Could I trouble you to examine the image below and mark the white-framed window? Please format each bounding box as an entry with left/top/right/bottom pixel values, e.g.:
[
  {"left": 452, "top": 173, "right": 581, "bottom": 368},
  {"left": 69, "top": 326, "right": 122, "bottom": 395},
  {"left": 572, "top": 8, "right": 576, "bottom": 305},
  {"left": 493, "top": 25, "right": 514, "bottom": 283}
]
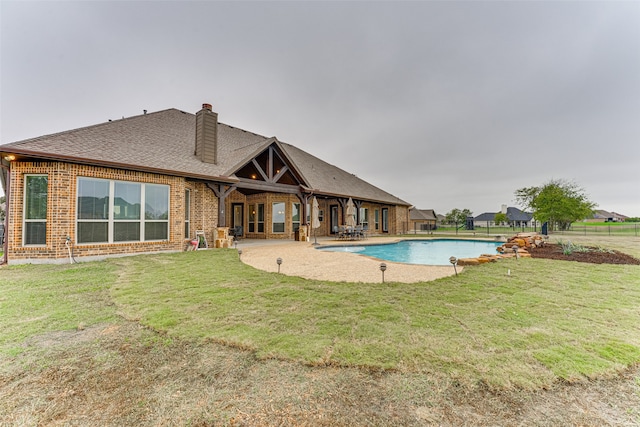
[
  {"left": 272, "top": 202, "right": 285, "bottom": 233},
  {"left": 257, "top": 203, "right": 265, "bottom": 233},
  {"left": 76, "top": 177, "right": 169, "bottom": 244},
  {"left": 23, "top": 174, "right": 48, "bottom": 245},
  {"left": 184, "top": 189, "right": 191, "bottom": 238},
  {"left": 292, "top": 202, "right": 301, "bottom": 231}
]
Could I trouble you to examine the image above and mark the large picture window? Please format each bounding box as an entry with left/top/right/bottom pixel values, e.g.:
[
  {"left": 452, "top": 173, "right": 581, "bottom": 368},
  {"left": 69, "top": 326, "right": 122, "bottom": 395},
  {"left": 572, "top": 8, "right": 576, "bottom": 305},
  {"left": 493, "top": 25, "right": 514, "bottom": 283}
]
[
  {"left": 144, "top": 184, "right": 169, "bottom": 240},
  {"left": 114, "top": 181, "right": 141, "bottom": 242},
  {"left": 23, "top": 175, "right": 48, "bottom": 245},
  {"left": 77, "top": 177, "right": 169, "bottom": 244}
]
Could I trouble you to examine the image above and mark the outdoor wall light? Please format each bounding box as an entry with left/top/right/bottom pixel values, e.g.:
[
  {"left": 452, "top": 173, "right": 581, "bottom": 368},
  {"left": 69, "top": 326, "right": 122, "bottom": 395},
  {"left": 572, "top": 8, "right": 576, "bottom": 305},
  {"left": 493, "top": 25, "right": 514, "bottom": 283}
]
[
  {"left": 379, "top": 262, "right": 387, "bottom": 283},
  {"left": 449, "top": 256, "right": 458, "bottom": 276},
  {"left": 277, "top": 257, "right": 283, "bottom": 273}
]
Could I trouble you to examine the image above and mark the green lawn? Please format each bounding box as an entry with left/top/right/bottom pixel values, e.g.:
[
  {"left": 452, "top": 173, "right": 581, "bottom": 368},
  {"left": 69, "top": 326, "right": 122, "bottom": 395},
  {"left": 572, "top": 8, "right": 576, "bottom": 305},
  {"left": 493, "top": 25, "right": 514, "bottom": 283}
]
[
  {"left": 0, "top": 262, "right": 119, "bottom": 356},
  {"left": 2, "top": 241, "right": 639, "bottom": 390}
]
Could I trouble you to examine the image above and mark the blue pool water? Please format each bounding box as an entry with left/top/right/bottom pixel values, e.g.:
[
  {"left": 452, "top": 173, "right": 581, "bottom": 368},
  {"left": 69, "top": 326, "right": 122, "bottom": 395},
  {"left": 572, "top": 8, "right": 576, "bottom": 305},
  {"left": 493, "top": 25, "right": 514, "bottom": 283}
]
[{"left": 318, "top": 239, "right": 502, "bottom": 266}]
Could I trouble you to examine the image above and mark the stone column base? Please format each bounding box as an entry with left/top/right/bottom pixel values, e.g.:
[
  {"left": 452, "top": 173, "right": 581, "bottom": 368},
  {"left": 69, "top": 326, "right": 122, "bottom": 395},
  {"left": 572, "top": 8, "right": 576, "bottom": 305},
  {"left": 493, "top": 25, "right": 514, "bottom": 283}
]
[{"left": 214, "top": 227, "right": 234, "bottom": 248}]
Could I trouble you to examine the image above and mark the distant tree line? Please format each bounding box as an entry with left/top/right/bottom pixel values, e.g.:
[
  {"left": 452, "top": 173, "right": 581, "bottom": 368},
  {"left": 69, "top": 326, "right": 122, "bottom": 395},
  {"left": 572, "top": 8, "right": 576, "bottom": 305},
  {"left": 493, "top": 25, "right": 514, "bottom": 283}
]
[{"left": 442, "top": 179, "right": 602, "bottom": 232}]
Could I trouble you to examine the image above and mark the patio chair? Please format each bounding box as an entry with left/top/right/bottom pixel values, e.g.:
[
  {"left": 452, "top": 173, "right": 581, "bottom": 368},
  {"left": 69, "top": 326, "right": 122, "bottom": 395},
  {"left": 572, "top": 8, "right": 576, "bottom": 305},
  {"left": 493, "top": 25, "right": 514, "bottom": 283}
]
[
  {"left": 191, "top": 230, "right": 207, "bottom": 250},
  {"left": 231, "top": 225, "right": 243, "bottom": 241},
  {"left": 345, "top": 226, "right": 355, "bottom": 240}
]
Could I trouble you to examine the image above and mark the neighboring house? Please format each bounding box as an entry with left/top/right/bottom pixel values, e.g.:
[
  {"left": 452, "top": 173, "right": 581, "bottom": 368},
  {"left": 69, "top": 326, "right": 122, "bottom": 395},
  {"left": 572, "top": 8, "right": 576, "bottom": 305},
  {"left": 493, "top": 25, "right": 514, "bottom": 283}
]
[
  {"left": 585, "top": 210, "right": 628, "bottom": 222},
  {"left": 408, "top": 208, "right": 438, "bottom": 231},
  {"left": 0, "top": 103, "right": 411, "bottom": 264},
  {"left": 474, "top": 205, "right": 535, "bottom": 227},
  {"left": 611, "top": 212, "right": 629, "bottom": 222}
]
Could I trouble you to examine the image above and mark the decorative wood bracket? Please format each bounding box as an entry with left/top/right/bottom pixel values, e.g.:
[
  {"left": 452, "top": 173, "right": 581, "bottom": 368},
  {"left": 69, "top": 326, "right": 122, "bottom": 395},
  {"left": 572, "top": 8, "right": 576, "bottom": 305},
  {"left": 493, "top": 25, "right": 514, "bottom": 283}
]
[{"left": 207, "top": 182, "right": 236, "bottom": 227}]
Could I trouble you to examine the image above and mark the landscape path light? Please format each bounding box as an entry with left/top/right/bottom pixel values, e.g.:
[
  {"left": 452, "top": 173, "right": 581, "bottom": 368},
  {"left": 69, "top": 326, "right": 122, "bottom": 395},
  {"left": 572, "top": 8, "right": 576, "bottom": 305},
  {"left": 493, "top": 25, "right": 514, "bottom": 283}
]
[
  {"left": 276, "top": 257, "right": 283, "bottom": 273},
  {"left": 238, "top": 249, "right": 242, "bottom": 259},
  {"left": 512, "top": 245, "right": 519, "bottom": 260},
  {"left": 379, "top": 262, "right": 387, "bottom": 283},
  {"left": 449, "top": 256, "right": 458, "bottom": 276}
]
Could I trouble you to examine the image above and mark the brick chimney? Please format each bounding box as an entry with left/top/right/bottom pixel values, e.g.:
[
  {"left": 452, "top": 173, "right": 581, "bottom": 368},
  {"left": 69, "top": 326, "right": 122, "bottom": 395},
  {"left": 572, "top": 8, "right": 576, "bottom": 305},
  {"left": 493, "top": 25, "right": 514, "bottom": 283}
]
[{"left": 195, "top": 103, "right": 218, "bottom": 164}]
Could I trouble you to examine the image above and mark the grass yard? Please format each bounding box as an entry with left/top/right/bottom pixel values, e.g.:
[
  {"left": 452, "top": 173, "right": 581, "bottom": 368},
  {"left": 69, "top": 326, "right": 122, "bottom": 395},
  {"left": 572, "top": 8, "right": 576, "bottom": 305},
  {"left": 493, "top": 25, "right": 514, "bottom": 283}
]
[
  {"left": 1, "top": 235, "right": 639, "bottom": 425},
  {"left": 110, "top": 248, "right": 640, "bottom": 390}
]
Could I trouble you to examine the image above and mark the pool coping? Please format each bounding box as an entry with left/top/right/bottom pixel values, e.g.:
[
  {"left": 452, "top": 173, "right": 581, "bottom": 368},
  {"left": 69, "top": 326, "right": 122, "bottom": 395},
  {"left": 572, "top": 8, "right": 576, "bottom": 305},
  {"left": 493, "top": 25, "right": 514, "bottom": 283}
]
[{"left": 315, "top": 237, "right": 507, "bottom": 268}]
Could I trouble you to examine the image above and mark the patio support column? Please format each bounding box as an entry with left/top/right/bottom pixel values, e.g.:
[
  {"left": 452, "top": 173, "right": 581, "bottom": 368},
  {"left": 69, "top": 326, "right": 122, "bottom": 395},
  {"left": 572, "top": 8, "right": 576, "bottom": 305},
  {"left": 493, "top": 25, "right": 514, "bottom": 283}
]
[
  {"left": 337, "top": 198, "right": 349, "bottom": 224},
  {"left": 297, "top": 192, "right": 311, "bottom": 225},
  {"left": 353, "top": 200, "right": 363, "bottom": 224},
  {"left": 207, "top": 182, "right": 236, "bottom": 227},
  {"left": 0, "top": 161, "right": 10, "bottom": 264}
]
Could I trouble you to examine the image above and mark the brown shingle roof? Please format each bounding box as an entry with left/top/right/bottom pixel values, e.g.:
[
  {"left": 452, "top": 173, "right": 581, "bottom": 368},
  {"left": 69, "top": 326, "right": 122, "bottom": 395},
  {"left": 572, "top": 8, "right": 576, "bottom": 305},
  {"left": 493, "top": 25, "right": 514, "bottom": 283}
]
[
  {"left": 409, "top": 208, "right": 437, "bottom": 221},
  {"left": 1, "top": 108, "right": 410, "bottom": 206}
]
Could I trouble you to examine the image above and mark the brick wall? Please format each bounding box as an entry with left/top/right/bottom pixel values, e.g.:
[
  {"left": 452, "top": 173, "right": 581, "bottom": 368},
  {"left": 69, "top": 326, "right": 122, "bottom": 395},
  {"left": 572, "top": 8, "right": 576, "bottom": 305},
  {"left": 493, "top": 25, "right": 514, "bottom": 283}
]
[
  {"left": 187, "top": 181, "right": 218, "bottom": 246},
  {"left": 7, "top": 161, "right": 212, "bottom": 263},
  {"left": 6, "top": 160, "right": 410, "bottom": 263}
]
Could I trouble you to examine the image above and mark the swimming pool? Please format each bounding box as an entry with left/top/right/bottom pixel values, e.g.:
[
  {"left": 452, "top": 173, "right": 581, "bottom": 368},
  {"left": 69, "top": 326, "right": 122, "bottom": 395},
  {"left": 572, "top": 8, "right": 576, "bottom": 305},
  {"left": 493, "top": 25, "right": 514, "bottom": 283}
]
[{"left": 318, "top": 239, "right": 502, "bottom": 266}]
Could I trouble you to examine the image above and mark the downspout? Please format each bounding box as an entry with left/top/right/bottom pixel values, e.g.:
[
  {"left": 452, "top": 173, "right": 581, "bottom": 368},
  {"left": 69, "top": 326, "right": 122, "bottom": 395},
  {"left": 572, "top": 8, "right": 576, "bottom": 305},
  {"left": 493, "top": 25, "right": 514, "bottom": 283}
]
[{"left": 0, "top": 160, "right": 11, "bottom": 265}]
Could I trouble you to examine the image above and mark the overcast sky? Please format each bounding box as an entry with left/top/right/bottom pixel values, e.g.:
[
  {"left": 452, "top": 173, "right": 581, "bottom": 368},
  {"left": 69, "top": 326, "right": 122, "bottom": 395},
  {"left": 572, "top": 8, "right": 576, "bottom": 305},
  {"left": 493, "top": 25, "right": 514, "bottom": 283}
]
[{"left": 2, "top": 1, "right": 639, "bottom": 217}]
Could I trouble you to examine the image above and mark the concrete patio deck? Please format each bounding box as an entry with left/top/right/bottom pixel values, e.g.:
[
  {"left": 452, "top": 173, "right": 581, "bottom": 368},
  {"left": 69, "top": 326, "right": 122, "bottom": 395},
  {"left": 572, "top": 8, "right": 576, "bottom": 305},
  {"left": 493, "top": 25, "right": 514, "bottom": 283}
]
[{"left": 235, "top": 237, "right": 460, "bottom": 283}]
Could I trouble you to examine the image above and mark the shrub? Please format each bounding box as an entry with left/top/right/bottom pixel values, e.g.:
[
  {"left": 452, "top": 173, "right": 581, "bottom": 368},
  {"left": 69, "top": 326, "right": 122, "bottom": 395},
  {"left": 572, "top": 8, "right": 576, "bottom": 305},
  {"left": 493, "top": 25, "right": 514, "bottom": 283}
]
[{"left": 557, "top": 240, "right": 589, "bottom": 255}]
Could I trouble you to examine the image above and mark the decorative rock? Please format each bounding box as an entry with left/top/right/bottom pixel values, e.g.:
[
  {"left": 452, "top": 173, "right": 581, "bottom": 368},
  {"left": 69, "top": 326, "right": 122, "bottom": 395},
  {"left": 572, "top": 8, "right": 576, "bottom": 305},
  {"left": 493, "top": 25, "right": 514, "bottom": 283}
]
[
  {"left": 512, "top": 238, "right": 526, "bottom": 247},
  {"left": 453, "top": 233, "right": 542, "bottom": 268}
]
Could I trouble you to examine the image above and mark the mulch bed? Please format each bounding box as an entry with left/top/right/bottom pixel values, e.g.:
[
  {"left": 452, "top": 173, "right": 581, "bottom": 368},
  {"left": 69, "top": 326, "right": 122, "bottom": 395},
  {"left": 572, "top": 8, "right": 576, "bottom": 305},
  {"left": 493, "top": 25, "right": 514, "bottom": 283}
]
[{"left": 528, "top": 243, "right": 640, "bottom": 265}]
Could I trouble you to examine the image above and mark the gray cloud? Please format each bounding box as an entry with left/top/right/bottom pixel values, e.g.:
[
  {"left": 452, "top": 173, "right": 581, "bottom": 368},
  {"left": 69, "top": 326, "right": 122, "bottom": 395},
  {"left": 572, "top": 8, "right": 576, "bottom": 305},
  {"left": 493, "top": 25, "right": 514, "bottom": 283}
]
[{"left": 2, "top": 0, "right": 638, "bottom": 216}]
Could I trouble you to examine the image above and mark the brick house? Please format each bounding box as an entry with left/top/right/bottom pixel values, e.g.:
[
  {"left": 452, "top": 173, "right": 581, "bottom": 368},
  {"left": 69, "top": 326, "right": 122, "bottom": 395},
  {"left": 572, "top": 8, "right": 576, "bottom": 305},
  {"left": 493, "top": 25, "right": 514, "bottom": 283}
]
[{"left": 0, "top": 104, "right": 411, "bottom": 264}]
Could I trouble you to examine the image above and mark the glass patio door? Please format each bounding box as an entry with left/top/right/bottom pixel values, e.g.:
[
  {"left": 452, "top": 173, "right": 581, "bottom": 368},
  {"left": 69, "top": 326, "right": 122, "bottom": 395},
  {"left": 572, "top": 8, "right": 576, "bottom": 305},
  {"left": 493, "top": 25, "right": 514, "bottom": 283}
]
[
  {"left": 232, "top": 203, "right": 244, "bottom": 236},
  {"left": 330, "top": 205, "right": 339, "bottom": 234}
]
